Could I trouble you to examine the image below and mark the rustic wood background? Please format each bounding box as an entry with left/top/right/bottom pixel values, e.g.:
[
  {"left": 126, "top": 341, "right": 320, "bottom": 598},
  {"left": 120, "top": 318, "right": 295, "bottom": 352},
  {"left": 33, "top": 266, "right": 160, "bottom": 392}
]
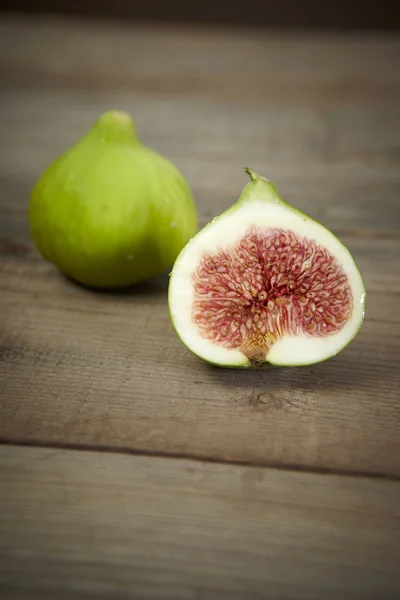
[{"left": 0, "top": 13, "right": 400, "bottom": 600}]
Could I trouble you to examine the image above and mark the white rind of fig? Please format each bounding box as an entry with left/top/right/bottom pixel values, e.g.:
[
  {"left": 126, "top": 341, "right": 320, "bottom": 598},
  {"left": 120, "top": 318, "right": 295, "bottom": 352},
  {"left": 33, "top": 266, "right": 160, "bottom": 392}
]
[{"left": 168, "top": 168, "right": 366, "bottom": 368}]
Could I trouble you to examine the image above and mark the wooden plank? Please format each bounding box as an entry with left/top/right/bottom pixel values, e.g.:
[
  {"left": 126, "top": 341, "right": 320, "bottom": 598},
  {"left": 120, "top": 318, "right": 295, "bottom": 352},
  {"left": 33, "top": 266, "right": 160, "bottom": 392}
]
[
  {"left": 0, "top": 445, "right": 399, "bottom": 600},
  {"left": 1, "top": 252, "right": 400, "bottom": 477},
  {"left": 0, "top": 16, "right": 399, "bottom": 102}
]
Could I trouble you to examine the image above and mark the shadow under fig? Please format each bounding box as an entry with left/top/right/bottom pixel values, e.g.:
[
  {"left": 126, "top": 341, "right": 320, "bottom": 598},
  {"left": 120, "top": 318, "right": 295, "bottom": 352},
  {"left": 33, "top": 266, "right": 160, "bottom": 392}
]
[
  {"left": 202, "top": 345, "right": 377, "bottom": 392},
  {"left": 61, "top": 269, "right": 170, "bottom": 297}
]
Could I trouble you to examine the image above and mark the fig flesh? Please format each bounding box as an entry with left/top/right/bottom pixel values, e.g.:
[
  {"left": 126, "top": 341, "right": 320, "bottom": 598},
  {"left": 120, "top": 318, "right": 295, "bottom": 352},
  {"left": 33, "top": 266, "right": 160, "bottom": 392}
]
[
  {"left": 28, "top": 110, "right": 198, "bottom": 288},
  {"left": 168, "top": 168, "right": 366, "bottom": 367}
]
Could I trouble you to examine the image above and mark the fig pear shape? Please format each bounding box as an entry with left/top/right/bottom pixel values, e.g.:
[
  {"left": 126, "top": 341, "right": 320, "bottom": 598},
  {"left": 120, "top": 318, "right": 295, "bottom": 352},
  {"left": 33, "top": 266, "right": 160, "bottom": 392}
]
[
  {"left": 168, "top": 168, "right": 366, "bottom": 367},
  {"left": 29, "top": 110, "right": 198, "bottom": 288}
]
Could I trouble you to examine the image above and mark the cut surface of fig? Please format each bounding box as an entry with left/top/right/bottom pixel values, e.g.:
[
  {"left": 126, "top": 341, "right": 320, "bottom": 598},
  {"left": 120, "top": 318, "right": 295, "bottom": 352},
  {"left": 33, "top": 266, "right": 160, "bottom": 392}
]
[{"left": 168, "top": 169, "right": 365, "bottom": 367}]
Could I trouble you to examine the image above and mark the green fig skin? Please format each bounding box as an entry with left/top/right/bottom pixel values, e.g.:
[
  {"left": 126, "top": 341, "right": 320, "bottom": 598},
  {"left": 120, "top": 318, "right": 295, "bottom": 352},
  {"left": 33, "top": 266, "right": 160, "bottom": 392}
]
[{"left": 28, "top": 110, "right": 198, "bottom": 288}]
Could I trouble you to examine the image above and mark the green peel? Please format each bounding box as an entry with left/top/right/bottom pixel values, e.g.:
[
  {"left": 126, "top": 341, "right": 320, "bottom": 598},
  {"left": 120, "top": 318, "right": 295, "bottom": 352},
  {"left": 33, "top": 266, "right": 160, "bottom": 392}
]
[{"left": 28, "top": 110, "right": 198, "bottom": 288}]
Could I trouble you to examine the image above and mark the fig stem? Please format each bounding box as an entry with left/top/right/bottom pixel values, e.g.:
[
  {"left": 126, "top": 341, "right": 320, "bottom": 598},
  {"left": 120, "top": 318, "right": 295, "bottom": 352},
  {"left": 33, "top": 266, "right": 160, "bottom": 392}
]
[
  {"left": 243, "top": 166, "right": 270, "bottom": 183},
  {"left": 243, "top": 166, "right": 256, "bottom": 181}
]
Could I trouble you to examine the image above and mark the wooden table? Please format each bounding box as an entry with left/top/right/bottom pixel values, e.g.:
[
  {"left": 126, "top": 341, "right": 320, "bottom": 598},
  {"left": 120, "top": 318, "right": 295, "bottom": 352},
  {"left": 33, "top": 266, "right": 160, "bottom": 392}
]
[{"left": 1, "top": 14, "right": 400, "bottom": 600}]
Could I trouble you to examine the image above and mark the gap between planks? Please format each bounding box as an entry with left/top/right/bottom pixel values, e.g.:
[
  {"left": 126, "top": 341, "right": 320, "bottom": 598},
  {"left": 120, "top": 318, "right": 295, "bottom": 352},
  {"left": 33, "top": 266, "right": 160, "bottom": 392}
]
[{"left": 1, "top": 438, "right": 399, "bottom": 484}]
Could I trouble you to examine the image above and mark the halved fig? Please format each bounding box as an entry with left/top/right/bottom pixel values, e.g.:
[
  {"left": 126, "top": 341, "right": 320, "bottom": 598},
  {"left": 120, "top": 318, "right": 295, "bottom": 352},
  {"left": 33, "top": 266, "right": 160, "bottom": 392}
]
[{"left": 168, "top": 168, "right": 366, "bottom": 367}]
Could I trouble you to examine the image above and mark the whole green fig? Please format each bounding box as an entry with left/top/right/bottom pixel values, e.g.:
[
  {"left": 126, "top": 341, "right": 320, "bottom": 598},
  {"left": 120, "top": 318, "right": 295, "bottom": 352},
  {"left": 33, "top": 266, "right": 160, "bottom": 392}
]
[{"left": 28, "top": 110, "right": 198, "bottom": 288}]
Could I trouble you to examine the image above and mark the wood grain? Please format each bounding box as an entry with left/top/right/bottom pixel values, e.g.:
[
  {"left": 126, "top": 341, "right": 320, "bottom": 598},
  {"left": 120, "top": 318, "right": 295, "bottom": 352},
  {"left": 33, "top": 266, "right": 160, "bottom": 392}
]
[
  {"left": 1, "top": 15, "right": 400, "bottom": 479},
  {"left": 1, "top": 253, "right": 400, "bottom": 477},
  {"left": 1, "top": 445, "right": 400, "bottom": 600}
]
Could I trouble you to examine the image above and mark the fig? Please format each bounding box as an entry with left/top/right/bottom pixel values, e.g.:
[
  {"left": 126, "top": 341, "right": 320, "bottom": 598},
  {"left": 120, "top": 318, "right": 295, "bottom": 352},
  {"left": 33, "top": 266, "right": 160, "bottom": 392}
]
[
  {"left": 168, "top": 168, "right": 366, "bottom": 367},
  {"left": 28, "top": 110, "right": 198, "bottom": 288}
]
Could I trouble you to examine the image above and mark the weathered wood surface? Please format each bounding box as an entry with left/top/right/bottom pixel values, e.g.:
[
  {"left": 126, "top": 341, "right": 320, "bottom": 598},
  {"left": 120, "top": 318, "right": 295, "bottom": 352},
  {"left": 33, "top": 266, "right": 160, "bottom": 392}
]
[
  {"left": 0, "top": 14, "right": 400, "bottom": 599},
  {"left": 1, "top": 446, "right": 400, "bottom": 600},
  {"left": 1, "top": 254, "right": 400, "bottom": 477},
  {"left": 1, "top": 17, "right": 399, "bottom": 478}
]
